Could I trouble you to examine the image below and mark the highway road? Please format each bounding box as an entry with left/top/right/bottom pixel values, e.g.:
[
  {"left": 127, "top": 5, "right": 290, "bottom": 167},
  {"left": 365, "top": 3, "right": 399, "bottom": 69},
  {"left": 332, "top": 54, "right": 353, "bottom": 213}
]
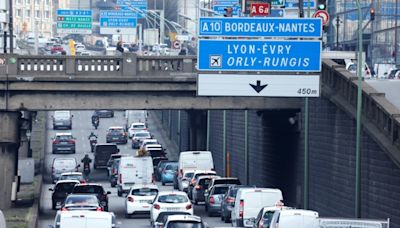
[
  {"left": 37, "top": 111, "right": 228, "bottom": 228},
  {"left": 366, "top": 79, "right": 400, "bottom": 109}
]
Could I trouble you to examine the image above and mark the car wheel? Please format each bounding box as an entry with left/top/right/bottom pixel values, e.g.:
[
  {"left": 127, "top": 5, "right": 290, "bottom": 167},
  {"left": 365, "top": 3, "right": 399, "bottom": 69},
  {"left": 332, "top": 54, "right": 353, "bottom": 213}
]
[
  {"left": 162, "top": 181, "right": 165, "bottom": 186},
  {"left": 194, "top": 199, "right": 198, "bottom": 205},
  {"left": 117, "top": 189, "right": 122, "bottom": 197},
  {"left": 207, "top": 210, "right": 213, "bottom": 217},
  {"left": 125, "top": 213, "right": 130, "bottom": 219},
  {"left": 221, "top": 212, "right": 224, "bottom": 221},
  {"left": 94, "top": 164, "right": 97, "bottom": 169},
  {"left": 224, "top": 215, "right": 230, "bottom": 223},
  {"left": 205, "top": 205, "right": 208, "bottom": 212},
  {"left": 111, "top": 182, "right": 115, "bottom": 188},
  {"left": 52, "top": 202, "right": 56, "bottom": 210},
  {"left": 104, "top": 206, "right": 108, "bottom": 211}
]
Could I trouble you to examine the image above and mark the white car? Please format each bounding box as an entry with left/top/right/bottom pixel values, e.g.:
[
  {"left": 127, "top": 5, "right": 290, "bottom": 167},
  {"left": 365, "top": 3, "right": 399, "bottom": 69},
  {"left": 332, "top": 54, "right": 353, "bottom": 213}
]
[
  {"left": 159, "top": 215, "right": 207, "bottom": 228},
  {"left": 179, "top": 170, "right": 195, "bottom": 192},
  {"left": 125, "top": 184, "right": 158, "bottom": 218},
  {"left": 150, "top": 191, "right": 193, "bottom": 226},
  {"left": 139, "top": 139, "right": 159, "bottom": 150},
  {"left": 75, "top": 44, "right": 86, "bottom": 52},
  {"left": 128, "top": 122, "right": 147, "bottom": 138}
]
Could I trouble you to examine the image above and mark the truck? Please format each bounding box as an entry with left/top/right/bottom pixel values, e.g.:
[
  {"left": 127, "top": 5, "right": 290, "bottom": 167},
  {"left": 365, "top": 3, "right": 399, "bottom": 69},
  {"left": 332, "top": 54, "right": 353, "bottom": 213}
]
[{"left": 143, "top": 28, "right": 159, "bottom": 46}]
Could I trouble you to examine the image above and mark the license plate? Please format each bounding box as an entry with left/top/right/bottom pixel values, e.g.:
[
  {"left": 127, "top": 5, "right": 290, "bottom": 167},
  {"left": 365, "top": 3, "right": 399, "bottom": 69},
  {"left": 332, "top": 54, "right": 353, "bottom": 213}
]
[
  {"left": 61, "top": 142, "right": 68, "bottom": 144},
  {"left": 113, "top": 137, "right": 118, "bottom": 140},
  {"left": 142, "top": 205, "right": 149, "bottom": 208},
  {"left": 166, "top": 208, "right": 180, "bottom": 211}
]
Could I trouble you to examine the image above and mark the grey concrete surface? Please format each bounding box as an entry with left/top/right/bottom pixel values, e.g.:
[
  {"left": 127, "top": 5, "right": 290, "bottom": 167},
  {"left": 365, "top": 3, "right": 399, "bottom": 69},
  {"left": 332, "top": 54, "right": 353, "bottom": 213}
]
[
  {"left": 366, "top": 79, "right": 400, "bottom": 110},
  {"left": 38, "top": 110, "right": 228, "bottom": 228}
]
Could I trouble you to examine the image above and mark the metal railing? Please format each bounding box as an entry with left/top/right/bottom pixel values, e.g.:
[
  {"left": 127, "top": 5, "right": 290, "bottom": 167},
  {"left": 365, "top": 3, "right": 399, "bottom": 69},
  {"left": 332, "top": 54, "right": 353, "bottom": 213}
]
[{"left": 2, "top": 54, "right": 197, "bottom": 77}]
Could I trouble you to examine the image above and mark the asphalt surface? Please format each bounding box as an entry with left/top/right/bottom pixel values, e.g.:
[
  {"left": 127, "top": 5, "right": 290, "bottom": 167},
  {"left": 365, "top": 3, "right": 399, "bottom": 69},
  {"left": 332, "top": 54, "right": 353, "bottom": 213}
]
[
  {"left": 366, "top": 79, "right": 400, "bottom": 109},
  {"left": 38, "top": 111, "right": 229, "bottom": 228}
]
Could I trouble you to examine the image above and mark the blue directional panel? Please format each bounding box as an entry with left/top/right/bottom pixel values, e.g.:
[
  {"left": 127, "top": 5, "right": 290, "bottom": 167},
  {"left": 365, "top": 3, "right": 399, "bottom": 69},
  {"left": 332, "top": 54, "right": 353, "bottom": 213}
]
[{"left": 197, "top": 39, "right": 322, "bottom": 72}]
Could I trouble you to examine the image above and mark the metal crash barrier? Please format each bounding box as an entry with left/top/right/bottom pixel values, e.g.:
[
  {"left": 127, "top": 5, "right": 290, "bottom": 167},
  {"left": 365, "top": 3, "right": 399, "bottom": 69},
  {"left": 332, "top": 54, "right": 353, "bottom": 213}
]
[{"left": 319, "top": 218, "right": 390, "bottom": 228}]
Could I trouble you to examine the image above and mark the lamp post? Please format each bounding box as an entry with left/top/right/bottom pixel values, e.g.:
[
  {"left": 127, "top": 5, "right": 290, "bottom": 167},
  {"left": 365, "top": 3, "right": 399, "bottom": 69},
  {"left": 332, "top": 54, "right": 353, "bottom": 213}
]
[
  {"left": 336, "top": 15, "right": 340, "bottom": 50},
  {"left": 355, "top": 0, "right": 363, "bottom": 218}
]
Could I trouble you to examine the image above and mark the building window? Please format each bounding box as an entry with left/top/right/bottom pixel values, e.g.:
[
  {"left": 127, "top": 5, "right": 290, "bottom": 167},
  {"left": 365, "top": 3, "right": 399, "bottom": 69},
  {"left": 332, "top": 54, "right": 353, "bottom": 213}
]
[
  {"left": 35, "top": 10, "right": 40, "bottom": 18},
  {"left": 26, "top": 10, "right": 31, "bottom": 17},
  {"left": 16, "top": 9, "right": 22, "bottom": 17},
  {"left": 45, "top": 11, "right": 50, "bottom": 19}
]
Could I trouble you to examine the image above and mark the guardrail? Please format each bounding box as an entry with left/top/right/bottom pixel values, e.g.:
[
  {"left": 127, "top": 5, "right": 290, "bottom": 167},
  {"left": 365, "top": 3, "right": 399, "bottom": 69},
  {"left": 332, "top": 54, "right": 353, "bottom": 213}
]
[
  {"left": 322, "top": 59, "right": 400, "bottom": 164},
  {"left": 0, "top": 53, "right": 197, "bottom": 77}
]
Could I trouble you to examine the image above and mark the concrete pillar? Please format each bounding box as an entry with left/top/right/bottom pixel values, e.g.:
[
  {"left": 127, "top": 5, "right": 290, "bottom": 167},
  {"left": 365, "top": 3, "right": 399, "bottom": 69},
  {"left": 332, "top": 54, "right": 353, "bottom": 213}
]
[
  {"left": 0, "top": 111, "right": 21, "bottom": 210},
  {"left": 188, "top": 110, "right": 207, "bottom": 150}
]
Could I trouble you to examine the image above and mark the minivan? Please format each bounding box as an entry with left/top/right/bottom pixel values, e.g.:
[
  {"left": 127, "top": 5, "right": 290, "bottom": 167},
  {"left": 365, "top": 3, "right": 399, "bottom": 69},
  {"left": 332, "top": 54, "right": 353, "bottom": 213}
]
[
  {"left": 52, "top": 158, "right": 79, "bottom": 183},
  {"left": 178, "top": 151, "right": 214, "bottom": 177},
  {"left": 117, "top": 156, "right": 154, "bottom": 197},
  {"left": 53, "top": 111, "right": 73, "bottom": 130},
  {"left": 231, "top": 188, "right": 283, "bottom": 227},
  {"left": 49, "top": 210, "right": 116, "bottom": 228},
  {"left": 93, "top": 144, "right": 119, "bottom": 169}
]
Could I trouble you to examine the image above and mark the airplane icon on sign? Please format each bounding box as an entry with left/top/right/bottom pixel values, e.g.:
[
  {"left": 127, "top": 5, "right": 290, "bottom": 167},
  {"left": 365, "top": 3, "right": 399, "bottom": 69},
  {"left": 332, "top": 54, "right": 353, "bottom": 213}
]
[{"left": 210, "top": 55, "right": 222, "bottom": 68}]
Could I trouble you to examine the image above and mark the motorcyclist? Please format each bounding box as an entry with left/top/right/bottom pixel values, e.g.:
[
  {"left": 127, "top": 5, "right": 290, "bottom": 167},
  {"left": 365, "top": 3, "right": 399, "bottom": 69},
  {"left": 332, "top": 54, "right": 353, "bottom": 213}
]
[
  {"left": 91, "top": 112, "right": 99, "bottom": 127},
  {"left": 88, "top": 132, "right": 98, "bottom": 152},
  {"left": 81, "top": 154, "right": 92, "bottom": 179}
]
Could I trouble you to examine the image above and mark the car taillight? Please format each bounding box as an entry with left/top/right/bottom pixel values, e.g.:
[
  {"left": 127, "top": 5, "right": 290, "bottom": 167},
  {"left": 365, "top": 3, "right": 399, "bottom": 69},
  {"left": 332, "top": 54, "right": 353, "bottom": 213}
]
[
  {"left": 209, "top": 196, "right": 215, "bottom": 204},
  {"left": 259, "top": 219, "right": 264, "bottom": 228},
  {"left": 239, "top": 200, "right": 244, "bottom": 218},
  {"left": 68, "top": 140, "right": 75, "bottom": 144},
  {"left": 195, "top": 185, "right": 201, "bottom": 190},
  {"left": 154, "top": 204, "right": 160, "bottom": 210},
  {"left": 191, "top": 179, "right": 196, "bottom": 185},
  {"left": 112, "top": 168, "right": 116, "bottom": 174},
  {"left": 53, "top": 140, "right": 60, "bottom": 144},
  {"left": 127, "top": 196, "right": 134, "bottom": 202},
  {"left": 61, "top": 207, "right": 68, "bottom": 211},
  {"left": 186, "top": 204, "right": 192, "bottom": 210},
  {"left": 80, "top": 180, "right": 86, "bottom": 184},
  {"left": 226, "top": 196, "right": 235, "bottom": 204},
  {"left": 96, "top": 207, "right": 103, "bottom": 211}
]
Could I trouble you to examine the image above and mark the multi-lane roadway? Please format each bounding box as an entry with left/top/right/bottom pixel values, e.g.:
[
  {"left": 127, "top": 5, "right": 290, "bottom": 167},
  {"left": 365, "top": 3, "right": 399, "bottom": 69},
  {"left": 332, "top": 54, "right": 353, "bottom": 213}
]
[{"left": 37, "top": 111, "right": 228, "bottom": 228}]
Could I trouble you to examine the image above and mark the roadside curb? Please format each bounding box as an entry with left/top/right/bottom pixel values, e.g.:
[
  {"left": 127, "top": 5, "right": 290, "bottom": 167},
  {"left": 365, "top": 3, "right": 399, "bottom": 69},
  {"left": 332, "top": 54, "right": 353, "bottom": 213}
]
[{"left": 28, "top": 175, "right": 42, "bottom": 228}]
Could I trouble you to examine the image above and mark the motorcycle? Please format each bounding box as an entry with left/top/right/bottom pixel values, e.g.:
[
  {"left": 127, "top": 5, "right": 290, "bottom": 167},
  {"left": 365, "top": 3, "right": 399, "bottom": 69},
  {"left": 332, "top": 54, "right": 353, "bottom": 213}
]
[
  {"left": 83, "top": 163, "right": 91, "bottom": 180},
  {"left": 93, "top": 118, "right": 99, "bottom": 129},
  {"left": 90, "top": 139, "right": 97, "bottom": 152}
]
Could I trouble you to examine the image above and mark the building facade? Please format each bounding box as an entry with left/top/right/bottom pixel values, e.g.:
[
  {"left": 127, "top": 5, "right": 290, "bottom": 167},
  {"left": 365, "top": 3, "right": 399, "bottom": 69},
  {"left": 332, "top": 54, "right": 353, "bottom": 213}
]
[{"left": 13, "top": 0, "right": 53, "bottom": 38}]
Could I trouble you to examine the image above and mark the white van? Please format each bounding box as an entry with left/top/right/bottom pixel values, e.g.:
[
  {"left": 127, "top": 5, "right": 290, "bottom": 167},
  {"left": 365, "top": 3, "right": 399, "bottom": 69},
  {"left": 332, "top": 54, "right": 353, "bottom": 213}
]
[
  {"left": 53, "top": 111, "right": 73, "bottom": 130},
  {"left": 125, "top": 110, "right": 147, "bottom": 130},
  {"left": 231, "top": 188, "right": 283, "bottom": 227},
  {"left": 117, "top": 156, "right": 154, "bottom": 197},
  {"left": 51, "top": 158, "right": 79, "bottom": 183},
  {"left": 178, "top": 151, "right": 214, "bottom": 175},
  {"left": 49, "top": 210, "right": 116, "bottom": 228},
  {"left": 269, "top": 209, "right": 319, "bottom": 228}
]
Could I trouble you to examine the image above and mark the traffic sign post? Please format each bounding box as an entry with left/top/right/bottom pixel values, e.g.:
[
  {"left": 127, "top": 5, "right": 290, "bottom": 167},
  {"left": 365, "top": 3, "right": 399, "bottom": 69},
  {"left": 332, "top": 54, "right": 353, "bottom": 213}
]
[
  {"left": 313, "top": 10, "right": 329, "bottom": 25},
  {"left": 197, "top": 74, "right": 320, "bottom": 97},
  {"left": 198, "top": 39, "right": 322, "bottom": 72},
  {"left": 199, "top": 17, "right": 322, "bottom": 38},
  {"left": 100, "top": 10, "right": 137, "bottom": 35},
  {"left": 56, "top": 9, "right": 92, "bottom": 34}
]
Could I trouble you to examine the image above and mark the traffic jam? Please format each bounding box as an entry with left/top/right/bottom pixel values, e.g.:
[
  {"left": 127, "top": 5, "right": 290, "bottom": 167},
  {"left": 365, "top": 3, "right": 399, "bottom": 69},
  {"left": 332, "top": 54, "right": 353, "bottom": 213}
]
[{"left": 46, "top": 110, "right": 387, "bottom": 228}]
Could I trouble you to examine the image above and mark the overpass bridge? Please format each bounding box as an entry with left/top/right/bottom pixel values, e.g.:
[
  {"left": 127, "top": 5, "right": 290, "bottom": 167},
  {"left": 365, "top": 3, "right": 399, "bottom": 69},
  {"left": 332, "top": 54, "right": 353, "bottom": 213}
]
[{"left": 0, "top": 54, "right": 400, "bottom": 226}]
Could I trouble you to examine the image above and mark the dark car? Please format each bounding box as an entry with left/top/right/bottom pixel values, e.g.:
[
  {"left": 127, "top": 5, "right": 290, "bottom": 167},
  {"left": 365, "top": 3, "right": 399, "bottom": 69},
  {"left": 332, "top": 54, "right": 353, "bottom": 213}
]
[
  {"left": 61, "top": 194, "right": 102, "bottom": 211},
  {"left": 148, "top": 148, "right": 167, "bottom": 158},
  {"left": 52, "top": 133, "right": 76, "bottom": 154},
  {"left": 207, "top": 177, "right": 241, "bottom": 192},
  {"left": 49, "top": 180, "right": 80, "bottom": 210},
  {"left": 107, "top": 154, "right": 127, "bottom": 176},
  {"left": 152, "top": 157, "right": 169, "bottom": 171},
  {"left": 221, "top": 185, "right": 256, "bottom": 223},
  {"left": 191, "top": 175, "right": 219, "bottom": 204},
  {"left": 94, "top": 110, "right": 114, "bottom": 118},
  {"left": 94, "top": 143, "right": 119, "bottom": 169},
  {"left": 51, "top": 44, "right": 63, "bottom": 53},
  {"left": 106, "top": 126, "right": 128, "bottom": 144},
  {"left": 71, "top": 184, "right": 111, "bottom": 211},
  {"left": 155, "top": 160, "right": 176, "bottom": 181}
]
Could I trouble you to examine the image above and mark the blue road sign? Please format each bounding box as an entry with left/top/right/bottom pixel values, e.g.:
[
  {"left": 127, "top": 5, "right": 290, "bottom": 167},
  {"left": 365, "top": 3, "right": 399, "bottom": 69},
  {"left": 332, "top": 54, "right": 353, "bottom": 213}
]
[
  {"left": 213, "top": 0, "right": 241, "bottom": 16},
  {"left": 197, "top": 39, "right": 321, "bottom": 72},
  {"left": 100, "top": 18, "right": 137, "bottom": 27},
  {"left": 270, "top": 9, "right": 285, "bottom": 17},
  {"left": 285, "top": 0, "right": 315, "bottom": 9},
  {"left": 117, "top": 0, "right": 147, "bottom": 18},
  {"left": 199, "top": 17, "right": 322, "bottom": 38},
  {"left": 57, "top": 9, "right": 92, "bottom": 16},
  {"left": 100, "top": 11, "right": 137, "bottom": 17}
]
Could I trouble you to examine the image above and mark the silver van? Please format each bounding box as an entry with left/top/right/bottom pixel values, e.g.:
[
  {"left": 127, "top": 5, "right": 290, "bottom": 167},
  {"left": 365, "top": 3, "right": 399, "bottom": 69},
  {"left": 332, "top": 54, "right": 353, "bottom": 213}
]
[
  {"left": 52, "top": 158, "right": 79, "bottom": 183},
  {"left": 53, "top": 111, "right": 73, "bottom": 130}
]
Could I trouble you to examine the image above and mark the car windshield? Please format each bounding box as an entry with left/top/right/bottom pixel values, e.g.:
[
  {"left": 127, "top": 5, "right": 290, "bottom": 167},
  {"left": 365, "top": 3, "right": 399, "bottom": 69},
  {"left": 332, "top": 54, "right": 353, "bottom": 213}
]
[
  {"left": 213, "top": 186, "right": 229, "bottom": 195},
  {"left": 55, "top": 183, "right": 77, "bottom": 193},
  {"left": 65, "top": 195, "right": 98, "bottom": 205},
  {"left": 184, "top": 173, "right": 194, "bottom": 178},
  {"left": 131, "top": 188, "right": 158, "bottom": 196},
  {"left": 158, "top": 194, "right": 188, "bottom": 203},
  {"left": 165, "top": 164, "right": 178, "bottom": 170},
  {"left": 132, "top": 124, "right": 145, "bottom": 129},
  {"left": 167, "top": 222, "right": 202, "bottom": 228},
  {"left": 110, "top": 129, "right": 124, "bottom": 134},
  {"left": 73, "top": 185, "right": 104, "bottom": 194},
  {"left": 59, "top": 175, "right": 82, "bottom": 181},
  {"left": 135, "top": 132, "right": 150, "bottom": 138},
  {"left": 55, "top": 135, "right": 72, "bottom": 140}
]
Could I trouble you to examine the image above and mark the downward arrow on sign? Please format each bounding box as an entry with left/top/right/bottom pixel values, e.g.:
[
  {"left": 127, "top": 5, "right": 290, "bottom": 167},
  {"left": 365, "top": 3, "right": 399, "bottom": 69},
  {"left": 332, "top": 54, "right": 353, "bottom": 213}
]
[{"left": 249, "top": 80, "right": 268, "bottom": 93}]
